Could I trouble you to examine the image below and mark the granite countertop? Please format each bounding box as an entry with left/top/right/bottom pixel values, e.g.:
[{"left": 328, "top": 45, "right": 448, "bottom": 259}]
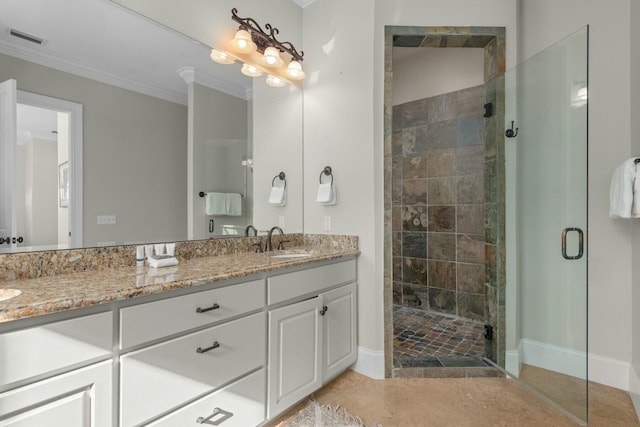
[{"left": 0, "top": 247, "right": 358, "bottom": 324}]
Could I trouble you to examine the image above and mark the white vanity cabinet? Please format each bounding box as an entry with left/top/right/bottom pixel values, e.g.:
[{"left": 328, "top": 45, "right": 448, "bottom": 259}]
[
  {"left": 0, "top": 312, "right": 114, "bottom": 426},
  {"left": 0, "top": 255, "right": 357, "bottom": 427},
  {"left": 267, "top": 260, "right": 357, "bottom": 419},
  {"left": 0, "top": 361, "right": 112, "bottom": 427},
  {"left": 119, "top": 280, "right": 266, "bottom": 426}
]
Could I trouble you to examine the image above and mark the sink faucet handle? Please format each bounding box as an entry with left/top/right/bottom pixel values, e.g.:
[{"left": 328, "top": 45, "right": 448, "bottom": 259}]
[
  {"left": 252, "top": 241, "right": 264, "bottom": 253},
  {"left": 277, "top": 240, "right": 290, "bottom": 251}
]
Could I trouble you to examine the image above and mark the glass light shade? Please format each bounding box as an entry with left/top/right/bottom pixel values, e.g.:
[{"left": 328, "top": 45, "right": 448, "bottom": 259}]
[
  {"left": 230, "top": 29, "right": 256, "bottom": 54},
  {"left": 210, "top": 49, "right": 235, "bottom": 65},
  {"left": 265, "top": 74, "right": 287, "bottom": 88},
  {"left": 241, "top": 63, "right": 263, "bottom": 77},
  {"left": 262, "top": 46, "right": 284, "bottom": 67},
  {"left": 285, "top": 60, "right": 305, "bottom": 80}
]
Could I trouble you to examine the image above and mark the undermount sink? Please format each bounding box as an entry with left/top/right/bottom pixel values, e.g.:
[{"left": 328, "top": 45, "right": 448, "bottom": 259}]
[{"left": 0, "top": 289, "right": 22, "bottom": 302}]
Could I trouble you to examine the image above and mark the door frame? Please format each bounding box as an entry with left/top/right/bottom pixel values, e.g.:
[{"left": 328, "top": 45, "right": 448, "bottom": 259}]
[{"left": 17, "top": 90, "right": 83, "bottom": 248}]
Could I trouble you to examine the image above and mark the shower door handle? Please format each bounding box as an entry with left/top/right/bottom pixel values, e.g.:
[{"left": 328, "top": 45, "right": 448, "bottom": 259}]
[{"left": 561, "top": 227, "right": 584, "bottom": 260}]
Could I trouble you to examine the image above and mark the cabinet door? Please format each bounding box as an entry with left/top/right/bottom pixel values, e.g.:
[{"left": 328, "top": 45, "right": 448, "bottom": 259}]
[
  {"left": 268, "top": 297, "right": 322, "bottom": 419},
  {"left": 321, "top": 283, "right": 357, "bottom": 381},
  {"left": 0, "top": 361, "right": 112, "bottom": 427}
]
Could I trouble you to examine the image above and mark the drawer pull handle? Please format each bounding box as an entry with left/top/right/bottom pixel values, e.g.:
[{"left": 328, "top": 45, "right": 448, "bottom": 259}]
[
  {"left": 196, "top": 341, "right": 220, "bottom": 354},
  {"left": 196, "top": 407, "right": 233, "bottom": 425},
  {"left": 196, "top": 303, "right": 220, "bottom": 313},
  {"left": 320, "top": 305, "right": 328, "bottom": 316}
]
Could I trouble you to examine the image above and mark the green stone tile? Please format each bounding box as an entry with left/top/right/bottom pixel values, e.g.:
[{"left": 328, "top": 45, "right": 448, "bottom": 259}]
[
  {"left": 470, "top": 26, "right": 505, "bottom": 36},
  {"left": 484, "top": 203, "right": 498, "bottom": 245},
  {"left": 441, "top": 35, "right": 469, "bottom": 47},
  {"left": 386, "top": 26, "right": 428, "bottom": 36},
  {"left": 426, "top": 26, "right": 471, "bottom": 35},
  {"left": 420, "top": 36, "right": 443, "bottom": 47},
  {"left": 463, "top": 35, "right": 495, "bottom": 48},
  {"left": 394, "top": 35, "right": 426, "bottom": 47}
]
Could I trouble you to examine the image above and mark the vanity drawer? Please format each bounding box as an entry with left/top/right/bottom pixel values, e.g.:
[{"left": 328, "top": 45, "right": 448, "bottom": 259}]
[
  {"left": 147, "top": 368, "right": 265, "bottom": 427},
  {"left": 120, "top": 279, "right": 264, "bottom": 349},
  {"left": 267, "top": 260, "right": 356, "bottom": 305},
  {"left": 0, "top": 312, "right": 112, "bottom": 388},
  {"left": 120, "top": 312, "right": 265, "bottom": 427}
]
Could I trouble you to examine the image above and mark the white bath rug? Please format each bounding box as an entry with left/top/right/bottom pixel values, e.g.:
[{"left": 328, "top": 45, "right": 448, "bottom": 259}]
[{"left": 285, "top": 400, "right": 382, "bottom": 427}]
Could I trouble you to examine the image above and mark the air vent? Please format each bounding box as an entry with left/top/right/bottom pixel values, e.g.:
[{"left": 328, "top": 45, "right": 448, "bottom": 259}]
[{"left": 9, "top": 28, "right": 44, "bottom": 45}]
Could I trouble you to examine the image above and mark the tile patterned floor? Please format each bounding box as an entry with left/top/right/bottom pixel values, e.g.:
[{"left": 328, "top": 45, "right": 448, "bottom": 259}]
[{"left": 393, "top": 305, "right": 486, "bottom": 368}]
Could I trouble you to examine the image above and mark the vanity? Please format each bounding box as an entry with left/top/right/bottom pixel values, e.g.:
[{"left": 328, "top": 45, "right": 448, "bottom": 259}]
[{"left": 0, "top": 235, "right": 358, "bottom": 426}]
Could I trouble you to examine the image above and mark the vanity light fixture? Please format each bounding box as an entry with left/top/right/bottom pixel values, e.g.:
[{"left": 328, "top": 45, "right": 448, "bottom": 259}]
[
  {"left": 210, "top": 8, "right": 305, "bottom": 87},
  {"left": 266, "top": 75, "right": 286, "bottom": 88}
]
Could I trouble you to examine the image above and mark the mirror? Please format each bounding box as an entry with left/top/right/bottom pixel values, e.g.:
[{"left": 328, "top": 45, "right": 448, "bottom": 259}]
[{"left": 0, "top": 0, "right": 303, "bottom": 253}]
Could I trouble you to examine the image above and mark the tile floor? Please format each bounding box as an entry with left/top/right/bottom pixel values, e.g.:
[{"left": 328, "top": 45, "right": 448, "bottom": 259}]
[
  {"left": 393, "top": 305, "right": 486, "bottom": 369},
  {"left": 268, "top": 370, "right": 640, "bottom": 427}
]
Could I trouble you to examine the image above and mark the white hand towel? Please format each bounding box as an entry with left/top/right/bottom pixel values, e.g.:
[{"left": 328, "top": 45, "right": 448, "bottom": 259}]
[
  {"left": 205, "top": 192, "right": 242, "bottom": 216},
  {"left": 205, "top": 192, "right": 227, "bottom": 215},
  {"left": 269, "top": 186, "right": 286, "bottom": 206},
  {"left": 609, "top": 158, "right": 640, "bottom": 218},
  {"left": 316, "top": 183, "right": 337, "bottom": 205},
  {"left": 148, "top": 256, "right": 179, "bottom": 268},
  {"left": 226, "top": 193, "right": 243, "bottom": 216}
]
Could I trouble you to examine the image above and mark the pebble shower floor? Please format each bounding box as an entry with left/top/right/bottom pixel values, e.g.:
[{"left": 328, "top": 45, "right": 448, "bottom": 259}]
[{"left": 393, "top": 305, "right": 487, "bottom": 368}]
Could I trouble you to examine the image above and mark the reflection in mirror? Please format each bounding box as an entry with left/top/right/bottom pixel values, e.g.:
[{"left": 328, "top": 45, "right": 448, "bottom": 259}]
[{"left": 0, "top": 0, "right": 303, "bottom": 254}]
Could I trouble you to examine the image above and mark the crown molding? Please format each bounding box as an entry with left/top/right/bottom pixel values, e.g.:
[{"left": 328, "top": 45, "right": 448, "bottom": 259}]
[
  {"left": 293, "top": 0, "right": 316, "bottom": 7},
  {"left": 177, "top": 66, "right": 248, "bottom": 100},
  {"left": 0, "top": 37, "right": 189, "bottom": 105}
]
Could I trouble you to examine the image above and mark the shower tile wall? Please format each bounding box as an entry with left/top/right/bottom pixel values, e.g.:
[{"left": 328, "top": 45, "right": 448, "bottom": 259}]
[{"left": 392, "top": 85, "right": 485, "bottom": 321}]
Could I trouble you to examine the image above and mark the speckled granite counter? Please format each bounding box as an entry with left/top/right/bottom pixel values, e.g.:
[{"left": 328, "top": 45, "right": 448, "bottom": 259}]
[{"left": 0, "top": 235, "right": 358, "bottom": 323}]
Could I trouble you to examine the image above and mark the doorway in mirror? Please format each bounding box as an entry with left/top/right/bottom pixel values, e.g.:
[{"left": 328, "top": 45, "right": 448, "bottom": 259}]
[{"left": 0, "top": 80, "right": 83, "bottom": 253}]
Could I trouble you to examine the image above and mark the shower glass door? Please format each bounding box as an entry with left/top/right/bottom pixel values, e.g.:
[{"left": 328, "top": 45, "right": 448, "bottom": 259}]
[{"left": 507, "top": 26, "right": 588, "bottom": 423}]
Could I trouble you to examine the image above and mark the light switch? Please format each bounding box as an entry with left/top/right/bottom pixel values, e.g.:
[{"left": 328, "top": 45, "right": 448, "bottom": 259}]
[
  {"left": 324, "top": 216, "right": 332, "bottom": 231},
  {"left": 97, "top": 215, "right": 116, "bottom": 225}
]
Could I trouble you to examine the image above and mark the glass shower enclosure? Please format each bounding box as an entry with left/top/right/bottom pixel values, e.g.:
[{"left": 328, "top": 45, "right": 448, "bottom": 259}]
[{"left": 505, "top": 26, "right": 589, "bottom": 423}]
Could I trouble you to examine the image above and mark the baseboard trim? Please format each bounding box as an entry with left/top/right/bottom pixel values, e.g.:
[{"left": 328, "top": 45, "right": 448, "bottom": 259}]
[
  {"left": 505, "top": 349, "right": 520, "bottom": 377},
  {"left": 520, "top": 339, "right": 587, "bottom": 380},
  {"left": 589, "top": 352, "right": 630, "bottom": 391},
  {"left": 520, "top": 339, "right": 631, "bottom": 390},
  {"left": 630, "top": 365, "right": 640, "bottom": 421},
  {"left": 351, "top": 346, "right": 385, "bottom": 379}
]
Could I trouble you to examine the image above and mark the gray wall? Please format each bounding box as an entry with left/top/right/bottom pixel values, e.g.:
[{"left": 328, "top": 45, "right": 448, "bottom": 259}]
[
  {"left": 631, "top": 0, "right": 640, "bottom": 416},
  {"left": 0, "top": 52, "right": 188, "bottom": 246},
  {"left": 188, "top": 83, "right": 247, "bottom": 239},
  {"left": 29, "top": 138, "right": 58, "bottom": 246}
]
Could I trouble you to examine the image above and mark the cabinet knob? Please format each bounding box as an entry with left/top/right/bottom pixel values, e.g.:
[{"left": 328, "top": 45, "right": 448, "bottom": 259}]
[{"left": 320, "top": 305, "right": 328, "bottom": 316}]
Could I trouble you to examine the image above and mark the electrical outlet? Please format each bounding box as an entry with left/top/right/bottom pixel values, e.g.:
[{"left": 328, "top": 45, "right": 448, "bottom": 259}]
[
  {"left": 278, "top": 216, "right": 285, "bottom": 229},
  {"left": 323, "top": 215, "right": 332, "bottom": 231},
  {"left": 97, "top": 215, "right": 116, "bottom": 225}
]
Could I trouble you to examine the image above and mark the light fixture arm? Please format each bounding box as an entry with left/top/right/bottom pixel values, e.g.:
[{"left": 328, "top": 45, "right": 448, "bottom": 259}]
[{"left": 231, "top": 8, "right": 304, "bottom": 63}]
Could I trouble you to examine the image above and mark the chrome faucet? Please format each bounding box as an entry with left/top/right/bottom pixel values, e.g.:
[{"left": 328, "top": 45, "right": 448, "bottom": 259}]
[
  {"left": 244, "top": 224, "right": 258, "bottom": 237},
  {"left": 265, "top": 226, "right": 283, "bottom": 251}
]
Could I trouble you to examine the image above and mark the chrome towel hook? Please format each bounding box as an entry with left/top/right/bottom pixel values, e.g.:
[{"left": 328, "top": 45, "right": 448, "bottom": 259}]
[
  {"left": 272, "top": 171, "right": 286, "bottom": 189},
  {"left": 319, "top": 166, "right": 333, "bottom": 184}
]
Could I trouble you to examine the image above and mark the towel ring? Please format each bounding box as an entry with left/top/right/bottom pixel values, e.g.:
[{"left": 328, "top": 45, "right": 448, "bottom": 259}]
[
  {"left": 319, "top": 166, "right": 333, "bottom": 185},
  {"left": 635, "top": 158, "right": 640, "bottom": 164},
  {"left": 272, "top": 171, "right": 286, "bottom": 190}
]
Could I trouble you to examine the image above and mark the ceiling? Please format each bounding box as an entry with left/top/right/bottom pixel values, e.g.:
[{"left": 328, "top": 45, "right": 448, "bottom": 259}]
[{"left": 0, "top": 0, "right": 254, "bottom": 104}]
